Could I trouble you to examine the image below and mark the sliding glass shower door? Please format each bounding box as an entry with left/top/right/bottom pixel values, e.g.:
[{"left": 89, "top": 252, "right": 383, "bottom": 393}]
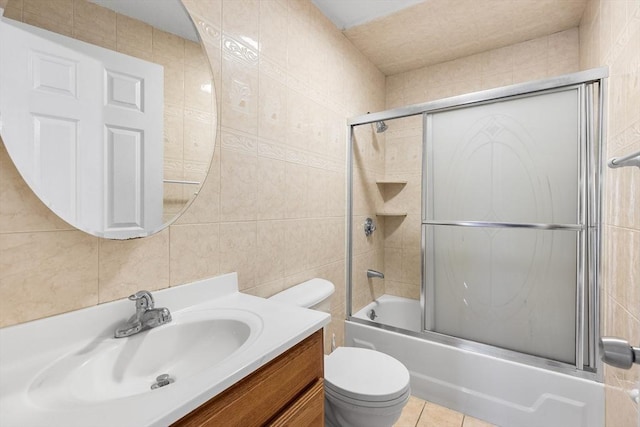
[{"left": 422, "top": 86, "right": 595, "bottom": 368}]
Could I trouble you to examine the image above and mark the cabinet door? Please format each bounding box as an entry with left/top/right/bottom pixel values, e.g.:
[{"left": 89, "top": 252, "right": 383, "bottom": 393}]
[
  {"left": 267, "top": 379, "right": 324, "bottom": 427},
  {"left": 172, "top": 330, "right": 323, "bottom": 427}
]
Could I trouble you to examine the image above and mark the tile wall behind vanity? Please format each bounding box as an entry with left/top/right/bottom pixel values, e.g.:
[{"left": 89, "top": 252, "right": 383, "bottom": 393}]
[{"left": 0, "top": 0, "right": 386, "bottom": 352}]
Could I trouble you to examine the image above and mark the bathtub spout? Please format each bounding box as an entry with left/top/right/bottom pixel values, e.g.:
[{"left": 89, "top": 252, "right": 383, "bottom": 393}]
[{"left": 367, "top": 269, "right": 384, "bottom": 279}]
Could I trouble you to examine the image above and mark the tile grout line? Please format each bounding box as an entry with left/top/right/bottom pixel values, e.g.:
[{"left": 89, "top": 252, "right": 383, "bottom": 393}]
[{"left": 414, "top": 401, "right": 427, "bottom": 427}]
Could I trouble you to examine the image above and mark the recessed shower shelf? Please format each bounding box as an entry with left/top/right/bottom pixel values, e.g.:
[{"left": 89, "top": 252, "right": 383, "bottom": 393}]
[
  {"left": 376, "top": 180, "right": 408, "bottom": 185},
  {"left": 375, "top": 212, "right": 408, "bottom": 217}
]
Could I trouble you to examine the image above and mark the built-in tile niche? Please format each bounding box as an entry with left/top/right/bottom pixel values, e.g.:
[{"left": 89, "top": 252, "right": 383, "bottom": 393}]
[{"left": 376, "top": 115, "right": 422, "bottom": 300}]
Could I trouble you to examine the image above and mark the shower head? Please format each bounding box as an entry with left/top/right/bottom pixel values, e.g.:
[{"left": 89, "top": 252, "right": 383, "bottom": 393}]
[{"left": 375, "top": 121, "right": 388, "bottom": 133}]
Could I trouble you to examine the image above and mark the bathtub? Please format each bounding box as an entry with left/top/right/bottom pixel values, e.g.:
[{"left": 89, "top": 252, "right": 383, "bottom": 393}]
[{"left": 347, "top": 295, "right": 604, "bottom": 427}]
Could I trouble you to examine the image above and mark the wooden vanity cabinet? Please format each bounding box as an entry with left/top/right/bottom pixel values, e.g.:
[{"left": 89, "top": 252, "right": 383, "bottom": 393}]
[{"left": 172, "top": 330, "right": 324, "bottom": 427}]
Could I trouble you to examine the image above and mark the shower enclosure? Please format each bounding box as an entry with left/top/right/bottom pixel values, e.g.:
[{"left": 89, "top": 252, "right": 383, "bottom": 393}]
[{"left": 345, "top": 68, "right": 607, "bottom": 425}]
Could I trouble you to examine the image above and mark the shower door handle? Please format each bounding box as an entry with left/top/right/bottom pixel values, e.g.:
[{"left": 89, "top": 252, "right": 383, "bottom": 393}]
[{"left": 599, "top": 337, "right": 640, "bottom": 369}]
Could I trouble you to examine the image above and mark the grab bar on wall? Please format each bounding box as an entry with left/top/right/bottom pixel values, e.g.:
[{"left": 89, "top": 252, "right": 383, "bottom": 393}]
[
  {"left": 163, "top": 179, "right": 201, "bottom": 185},
  {"left": 608, "top": 149, "right": 640, "bottom": 169}
]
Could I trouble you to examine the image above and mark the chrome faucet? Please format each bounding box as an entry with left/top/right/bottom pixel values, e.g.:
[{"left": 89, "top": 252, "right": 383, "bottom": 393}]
[
  {"left": 114, "top": 291, "right": 172, "bottom": 338},
  {"left": 367, "top": 269, "right": 384, "bottom": 279}
]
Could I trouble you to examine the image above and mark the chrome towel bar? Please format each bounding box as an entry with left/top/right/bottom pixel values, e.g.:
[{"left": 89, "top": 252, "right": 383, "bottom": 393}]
[
  {"left": 608, "top": 149, "right": 640, "bottom": 169},
  {"left": 163, "top": 179, "right": 200, "bottom": 185}
]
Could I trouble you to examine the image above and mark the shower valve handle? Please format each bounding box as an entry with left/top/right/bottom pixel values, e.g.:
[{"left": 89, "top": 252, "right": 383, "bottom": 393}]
[
  {"left": 364, "top": 217, "right": 376, "bottom": 237},
  {"left": 599, "top": 337, "right": 640, "bottom": 370}
]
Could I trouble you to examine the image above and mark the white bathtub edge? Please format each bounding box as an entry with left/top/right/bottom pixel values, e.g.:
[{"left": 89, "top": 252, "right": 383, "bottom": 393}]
[{"left": 346, "top": 319, "right": 604, "bottom": 427}]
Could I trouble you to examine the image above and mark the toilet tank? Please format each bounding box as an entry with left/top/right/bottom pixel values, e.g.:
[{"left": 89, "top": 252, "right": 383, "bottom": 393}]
[{"left": 269, "top": 278, "right": 335, "bottom": 313}]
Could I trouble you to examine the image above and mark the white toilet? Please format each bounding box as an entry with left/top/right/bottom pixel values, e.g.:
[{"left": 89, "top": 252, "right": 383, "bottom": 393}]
[{"left": 269, "top": 278, "right": 411, "bottom": 427}]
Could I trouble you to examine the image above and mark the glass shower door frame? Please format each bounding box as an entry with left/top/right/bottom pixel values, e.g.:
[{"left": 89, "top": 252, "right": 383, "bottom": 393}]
[
  {"left": 345, "top": 67, "right": 607, "bottom": 380},
  {"left": 422, "top": 84, "right": 592, "bottom": 371}
]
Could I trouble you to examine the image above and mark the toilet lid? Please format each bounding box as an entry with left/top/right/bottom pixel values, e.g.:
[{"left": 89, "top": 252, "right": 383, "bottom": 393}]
[
  {"left": 268, "top": 278, "right": 334, "bottom": 308},
  {"left": 324, "top": 347, "right": 410, "bottom": 403}
]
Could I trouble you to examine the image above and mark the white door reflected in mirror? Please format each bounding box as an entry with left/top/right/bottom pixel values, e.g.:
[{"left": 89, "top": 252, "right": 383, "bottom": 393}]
[
  {"left": 1, "top": 19, "right": 164, "bottom": 238},
  {"left": 0, "top": 0, "right": 216, "bottom": 239}
]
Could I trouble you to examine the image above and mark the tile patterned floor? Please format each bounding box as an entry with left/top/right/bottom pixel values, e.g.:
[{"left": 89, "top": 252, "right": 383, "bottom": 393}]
[{"left": 394, "top": 397, "right": 497, "bottom": 427}]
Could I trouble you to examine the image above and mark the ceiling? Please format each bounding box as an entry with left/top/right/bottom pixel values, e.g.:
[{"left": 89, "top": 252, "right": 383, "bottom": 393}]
[
  {"left": 89, "top": 0, "right": 588, "bottom": 77},
  {"left": 314, "top": 0, "right": 588, "bottom": 76},
  {"left": 88, "top": 0, "right": 198, "bottom": 42},
  {"left": 310, "top": 0, "right": 427, "bottom": 30}
]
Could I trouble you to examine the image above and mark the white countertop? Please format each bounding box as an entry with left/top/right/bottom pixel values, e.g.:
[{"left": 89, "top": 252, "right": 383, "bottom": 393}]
[{"left": 0, "top": 273, "right": 330, "bottom": 427}]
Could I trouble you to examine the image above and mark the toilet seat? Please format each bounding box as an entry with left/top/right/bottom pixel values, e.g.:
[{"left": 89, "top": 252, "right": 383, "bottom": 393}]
[
  {"left": 325, "top": 381, "right": 411, "bottom": 408},
  {"left": 324, "top": 347, "right": 411, "bottom": 406}
]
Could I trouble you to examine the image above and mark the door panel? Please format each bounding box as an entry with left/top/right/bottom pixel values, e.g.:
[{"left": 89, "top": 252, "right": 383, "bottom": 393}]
[{"left": 0, "top": 17, "right": 163, "bottom": 237}]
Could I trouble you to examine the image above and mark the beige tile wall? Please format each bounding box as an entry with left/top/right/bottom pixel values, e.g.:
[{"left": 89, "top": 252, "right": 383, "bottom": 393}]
[
  {"left": 0, "top": 0, "right": 386, "bottom": 352},
  {"left": 581, "top": 1, "right": 640, "bottom": 425},
  {"left": 381, "top": 28, "right": 581, "bottom": 301},
  {"left": 351, "top": 122, "right": 386, "bottom": 313},
  {"left": 344, "top": 0, "right": 586, "bottom": 76},
  {"left": 0, "top": 0, "right": 215, "bottom": 223},
  {"left": 386, "top": 28, "right": 580, "bottom": 110},
  {"left": 379, "top": 115, "right": 423, "bottom": 300},
  {"left": 179, "top": 0, "right": 385, "bottom": 350}
]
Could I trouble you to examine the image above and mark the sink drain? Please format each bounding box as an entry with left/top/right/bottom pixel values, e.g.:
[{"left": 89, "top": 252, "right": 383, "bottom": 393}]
[{"left": 151, "top": 374, "right": 174, "bottom": 390}]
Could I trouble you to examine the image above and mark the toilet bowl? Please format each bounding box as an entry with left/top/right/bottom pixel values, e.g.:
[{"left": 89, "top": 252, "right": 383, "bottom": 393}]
[
  {"left": 269, "top": 278, "right": 411, "bottom": 427},
  {"left": 324, "top": 346, "right": 411, "bottom": 427}
]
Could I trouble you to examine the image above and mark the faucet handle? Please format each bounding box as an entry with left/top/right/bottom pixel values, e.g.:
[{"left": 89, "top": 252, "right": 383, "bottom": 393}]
[{"left": 129, "top": 291, "right": 154, "bottom": 310}]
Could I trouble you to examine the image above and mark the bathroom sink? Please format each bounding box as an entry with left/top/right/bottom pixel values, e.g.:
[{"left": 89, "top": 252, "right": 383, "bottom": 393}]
[
  {"left": 27, "top": 308, "right": 263, "bottom": 408},
  {"left": 0, "top": 273, "right": 330, "bottom": 427}
]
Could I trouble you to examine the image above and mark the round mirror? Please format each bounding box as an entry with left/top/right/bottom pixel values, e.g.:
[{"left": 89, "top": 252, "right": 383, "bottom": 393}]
[{"left": 0, "top": 0, "right": 216, "bottom": 239}]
